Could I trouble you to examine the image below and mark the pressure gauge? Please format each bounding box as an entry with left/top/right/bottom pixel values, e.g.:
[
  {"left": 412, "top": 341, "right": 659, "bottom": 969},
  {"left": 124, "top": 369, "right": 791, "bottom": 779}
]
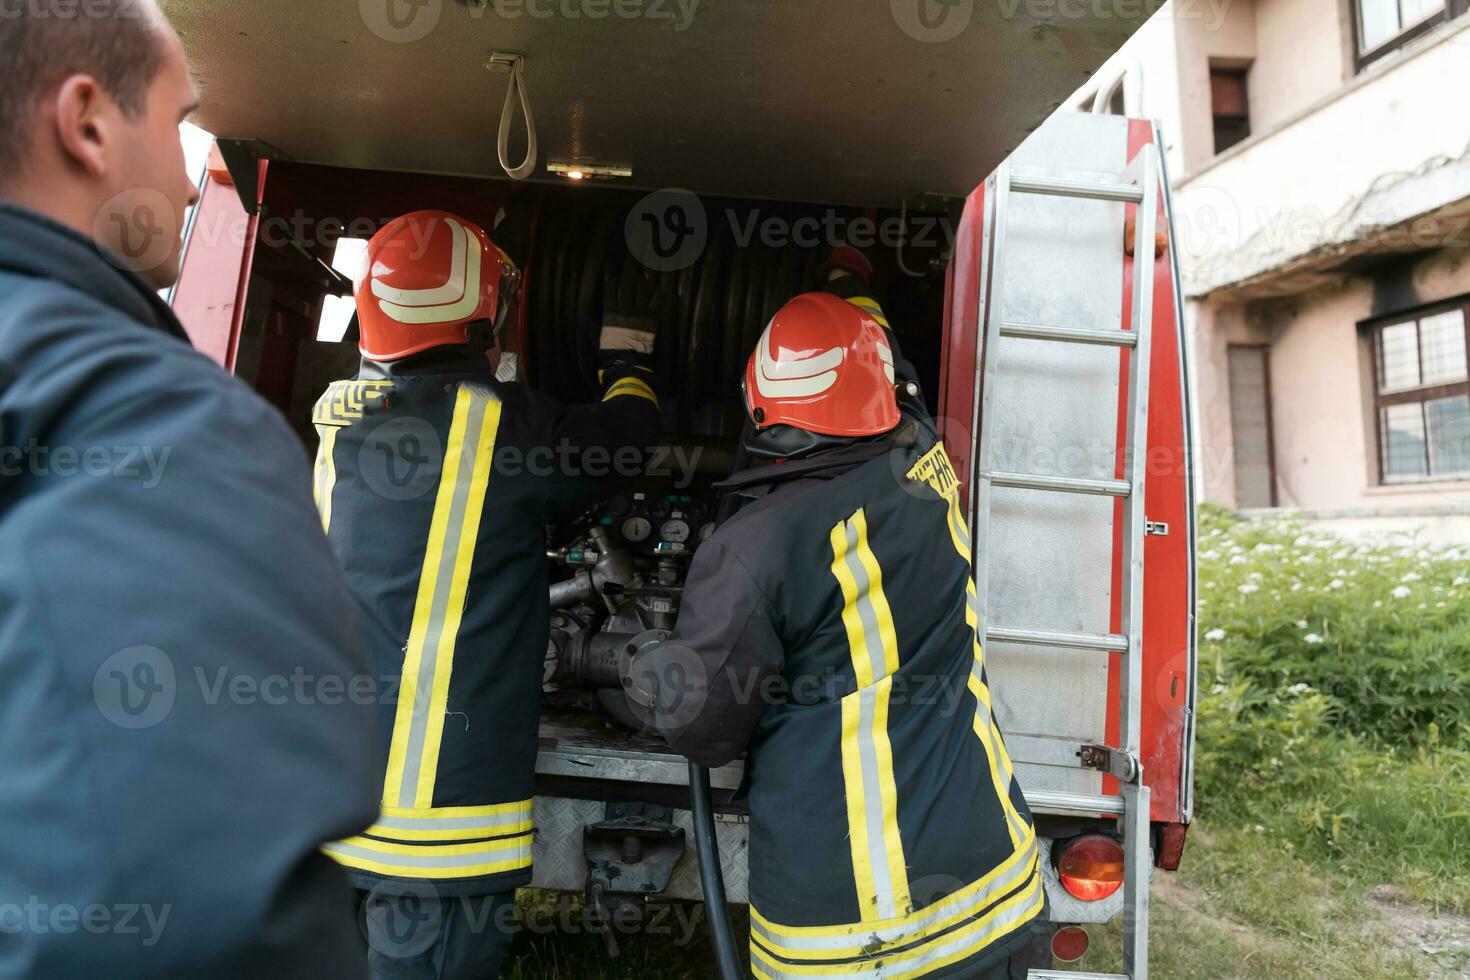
[
  {"left": 647, "top": 496, "right": 672, "bottom": 520},
  {"left": 621, "top": 516, "right": 652, "bottom": 544},
  {"left": 660, "top": 518, "right": 692, "bottom": 544}
]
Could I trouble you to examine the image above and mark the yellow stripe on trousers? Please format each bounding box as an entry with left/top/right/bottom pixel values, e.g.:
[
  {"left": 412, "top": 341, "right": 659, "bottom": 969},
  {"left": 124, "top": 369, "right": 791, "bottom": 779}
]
[
  {"left": 382, "top": 385, "right": 503, "bottom": 810},
  {"left": 313, "top": 425, "right": 339, "bottom": 534},
  {"left": 830, "top": 508, "right": 911, "bottom": 923}
]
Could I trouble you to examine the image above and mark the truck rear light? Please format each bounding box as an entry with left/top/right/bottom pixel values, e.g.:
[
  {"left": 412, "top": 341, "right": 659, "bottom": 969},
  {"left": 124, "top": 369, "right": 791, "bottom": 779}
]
[
  {"left": 1051, "top": 925, "right": 1090, "bottom": 962},
  {"left": 1055, "top": 834, "right": 1124, "bottom": 901}
]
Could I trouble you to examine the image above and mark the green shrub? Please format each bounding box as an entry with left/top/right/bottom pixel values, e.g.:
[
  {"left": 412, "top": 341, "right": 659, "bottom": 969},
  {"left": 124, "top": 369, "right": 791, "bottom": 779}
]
[
  {"left": 1196, "top": 504, "right": 1470, "bottom": 745},
  {"left": 1194, "top": 506, "right": 1470, "bottom": 907}
]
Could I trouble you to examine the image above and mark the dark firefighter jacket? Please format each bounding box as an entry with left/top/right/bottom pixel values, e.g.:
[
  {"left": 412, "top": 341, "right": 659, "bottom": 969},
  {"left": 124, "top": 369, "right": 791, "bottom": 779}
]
[
  {"left": 648, "top": 293, "right": 1045, "bottom": 979},
  {"left": 312, "top": 351, "right": 659, "bottom": 896},
  {"left": 0, "top": 203, "right": 380, "bottom": 979}
]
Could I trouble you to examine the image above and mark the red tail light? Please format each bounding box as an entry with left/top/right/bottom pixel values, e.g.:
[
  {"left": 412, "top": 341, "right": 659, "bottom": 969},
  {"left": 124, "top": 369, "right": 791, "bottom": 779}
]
[{"left": 1055, "top": 834, "right": 1124, "bottom": 901}]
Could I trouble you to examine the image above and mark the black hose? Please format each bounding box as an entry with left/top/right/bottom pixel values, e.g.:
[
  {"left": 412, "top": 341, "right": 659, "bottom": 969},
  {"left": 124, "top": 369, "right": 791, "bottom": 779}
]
[{"left": 689, "top": 762, "right": 743, "bottom": 980}]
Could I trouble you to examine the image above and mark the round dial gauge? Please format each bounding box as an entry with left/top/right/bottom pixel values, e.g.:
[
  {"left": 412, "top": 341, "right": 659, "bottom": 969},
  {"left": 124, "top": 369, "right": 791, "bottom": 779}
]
[
  {"left": 621, "top": 516, "right": 652, "bottom": 543},
  {"left": 660, "top": 518, "right": 692, "bottom": 544}
]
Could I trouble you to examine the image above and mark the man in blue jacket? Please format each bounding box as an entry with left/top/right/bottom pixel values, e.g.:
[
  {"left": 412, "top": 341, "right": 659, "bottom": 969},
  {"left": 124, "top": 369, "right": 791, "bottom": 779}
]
[{"left": 0, "top": 3, "right": 379, "bottom": 977}]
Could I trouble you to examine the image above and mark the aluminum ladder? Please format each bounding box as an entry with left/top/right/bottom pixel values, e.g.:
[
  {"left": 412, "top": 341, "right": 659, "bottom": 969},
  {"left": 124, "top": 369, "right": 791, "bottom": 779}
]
[{"left": 971, "top": 142, "right": 1160, "bottom": 980}]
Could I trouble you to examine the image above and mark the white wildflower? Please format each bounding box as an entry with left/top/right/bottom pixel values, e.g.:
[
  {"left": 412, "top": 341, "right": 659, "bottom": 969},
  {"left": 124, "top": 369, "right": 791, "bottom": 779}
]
[
  {"left": 1238, "top": 583, "right": 1259, "bottom": 594},
  {"left": 1402, "top": 572, "right": 1422, "bottom": 583},
  {"left": 1287, "top": 683, "right": 1312, "bottom": 695},
  {"left": 1296, "top": 620, "right": 1309, "bottom": 629},
  {"left": 1392, "top": 585, "right": 1412, "bottom": 599},
  {"left": 1303, "top": 634, "right": 1324, "bottom": 645},
  {"left": 1204, "top": 628, "right": 1226, "bottom": 642}
]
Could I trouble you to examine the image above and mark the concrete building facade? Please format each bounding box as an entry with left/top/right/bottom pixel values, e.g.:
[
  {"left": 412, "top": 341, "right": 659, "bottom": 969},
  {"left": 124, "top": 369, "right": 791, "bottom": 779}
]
[{"left": 1065, "top": 1, "right": 1470, "bottom": 540}]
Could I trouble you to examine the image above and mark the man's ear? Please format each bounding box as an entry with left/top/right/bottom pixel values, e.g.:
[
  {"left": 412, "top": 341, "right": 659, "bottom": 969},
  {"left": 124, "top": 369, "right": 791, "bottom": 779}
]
[{"left": 52, "top": 75, "right": 111, "bottom": 179}]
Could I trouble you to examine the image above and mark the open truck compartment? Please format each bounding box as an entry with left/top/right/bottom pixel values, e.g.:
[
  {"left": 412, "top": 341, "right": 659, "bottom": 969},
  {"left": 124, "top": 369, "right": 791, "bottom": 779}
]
[{"left": 166, "top": 0, "right": 1193, "bottom": 949}]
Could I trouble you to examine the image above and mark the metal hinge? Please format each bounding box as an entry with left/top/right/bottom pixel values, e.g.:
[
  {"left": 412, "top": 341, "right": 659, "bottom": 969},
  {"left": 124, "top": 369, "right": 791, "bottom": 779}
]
[
  {"left": 1145, "top": 521, "right": 1169, "bottom": 536},
  {"left": 1079, "top": 744, "right": 1141, "bottom": 784}
]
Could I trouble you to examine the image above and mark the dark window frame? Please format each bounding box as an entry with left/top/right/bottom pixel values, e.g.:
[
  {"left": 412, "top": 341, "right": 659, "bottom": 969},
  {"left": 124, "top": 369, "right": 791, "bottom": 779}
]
[
  {"left": 1366, "top": 294, "right": 1470, "bottom": 484},
  {"left": 1352, "top": 0, "right": 1468, "bottom": 71},
  {"left": 1209, "top": 67, "right": 1251, "bottom": 156}
]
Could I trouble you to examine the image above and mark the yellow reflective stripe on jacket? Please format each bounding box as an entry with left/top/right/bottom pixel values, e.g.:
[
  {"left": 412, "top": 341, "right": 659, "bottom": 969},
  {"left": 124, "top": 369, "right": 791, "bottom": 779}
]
[
  {"left": 312, "top": 425, "right": 339, "bottom": 534},
  {"left": 906, "top": 442, "right": 1030, "bottom": 847},
  {"left": 323, "top": 831, "right": 533, "bottom": 880},
  {"left": 603, "top": 376, "right": 659, "bottom": 406},
  {"left": 750, "top": 863, "right": 1044, "bottom": 978},
  {"left": 829, "top": 509, "right": 910, "bottom": 922},
  {"left": 846, "top": 295, "right": 891, "bottom": 330},
  {"left": 365, "top": 799, "right": 534, "bottom": 843},
  {"left": 749, "top": 827, "right": 1039, "bottom": 962},
  {"left": 382, "top": 384, "right": 503, "bottom": 810}
]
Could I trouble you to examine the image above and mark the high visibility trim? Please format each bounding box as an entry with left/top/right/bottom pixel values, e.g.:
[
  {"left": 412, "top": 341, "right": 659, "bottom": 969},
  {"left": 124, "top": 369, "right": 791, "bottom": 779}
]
[
  {"left": 846, "top": 295, "right": 892, "bottom": 330},
  {"left": 830, "top": 510, "right": 910, "bottom": 922},
  {"left": 907, "top": 444, "right": 970, "bottom": 560},
  {"left": 963, "top": 581, "right": 1029, "bottom": 849},
  {"left": 907, "top": 441, "right": 1029, "bottom": 846},
  {"left": 748, "top": 829, "right": 1035, "bottom": 951},
  {"left": 323, "top": 831, "right": 533, "bottom": 880},
  {"left": 603, "top": 376, "right": 659, "bottom": 406},
  {"left": 413, "top": 389, "right": 501, "bottom": 806},
  {"left": 383, "top": 385, "right": 503, "bottom": 810},
  {"left": 313, "top": 379, "right": 394, "bottom": 426},
  {"left": 750, "top": 851, "right": 1044, "bottom": 977},
  {"left": 313, "top": 424, "right": 339, "bottom": 534},
  {"left": 365, "top": 799, "right": 535, "bottom": 842}
]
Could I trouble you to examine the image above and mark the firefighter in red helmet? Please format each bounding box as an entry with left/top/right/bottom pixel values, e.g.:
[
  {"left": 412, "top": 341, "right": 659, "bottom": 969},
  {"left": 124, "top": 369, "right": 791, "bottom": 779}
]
[
  {"left": 629, "top": 255, "right": 1046, "bottom": 979},
  {"left": 311, "top": 210, "right": 661, "bottom": 980}
]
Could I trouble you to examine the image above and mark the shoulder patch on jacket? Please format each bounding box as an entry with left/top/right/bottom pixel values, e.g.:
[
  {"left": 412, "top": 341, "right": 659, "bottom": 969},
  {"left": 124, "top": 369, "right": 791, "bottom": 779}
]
[
  {"left": 906, "top": 441, "right": 958, "bottom": 498},
  {"left": 313, "top": 380, "right": 395, "bottom": 427}
]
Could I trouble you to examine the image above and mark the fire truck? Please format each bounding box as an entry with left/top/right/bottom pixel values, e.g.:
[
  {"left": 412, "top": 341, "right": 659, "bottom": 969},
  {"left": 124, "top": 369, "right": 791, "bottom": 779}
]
[{"left": 163, "top": 2, "right": 1197, "bottom": 976}]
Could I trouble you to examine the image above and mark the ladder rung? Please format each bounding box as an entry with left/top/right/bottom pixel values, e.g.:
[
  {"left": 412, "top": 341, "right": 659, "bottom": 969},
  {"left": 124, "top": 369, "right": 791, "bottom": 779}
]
[
  {"left": 1023, "top": 789, "right": 1126, "bottom": 817},
  {"left": 987, "top": 472, "right": 1131, "bottom": 497},
  {"left": 1000, "top": 320, "right": 1138, "bottom": 348},
  {"left": 986, "top": 626, "right": 1128, "bottom": 653},
  {"left": 1028, "top": 972, "right": 1132, "bottom": 980},
  {"left": 1009, "top": 172, "right": 1144, "bottom": 203}
]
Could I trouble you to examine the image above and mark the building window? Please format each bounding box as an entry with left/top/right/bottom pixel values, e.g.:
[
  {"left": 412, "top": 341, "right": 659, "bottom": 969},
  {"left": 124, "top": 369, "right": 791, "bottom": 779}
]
[
  {"left": 1372, "top": 301, "right": 1470, "bottom": 482},
  {"left": 1355, "top": 0, "right": 1466, "bottom": 68},
  {"left": 1209, "top": 68, "right": 1250, "bottom": 155}
]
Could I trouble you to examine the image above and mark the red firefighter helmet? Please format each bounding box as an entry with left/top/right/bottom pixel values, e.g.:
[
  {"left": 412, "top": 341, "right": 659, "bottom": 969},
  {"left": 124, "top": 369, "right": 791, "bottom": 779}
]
[
  {"left": 744, "top": 291, "right": 900, "bottom": 437},
  {"left": 355, "top": 210, "right": 518, "bottom": 361}
]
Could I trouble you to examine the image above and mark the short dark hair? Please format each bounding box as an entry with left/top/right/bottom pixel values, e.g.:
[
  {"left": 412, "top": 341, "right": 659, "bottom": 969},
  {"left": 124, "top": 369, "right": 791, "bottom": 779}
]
[{"left": 0, "top": 0, "right": 167, "bottom": 181}]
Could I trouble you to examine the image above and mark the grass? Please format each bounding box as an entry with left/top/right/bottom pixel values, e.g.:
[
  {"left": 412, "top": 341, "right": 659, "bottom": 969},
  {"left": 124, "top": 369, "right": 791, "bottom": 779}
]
[{"left": 497, "top": 506, "right": 1470, "bottom": 978}]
